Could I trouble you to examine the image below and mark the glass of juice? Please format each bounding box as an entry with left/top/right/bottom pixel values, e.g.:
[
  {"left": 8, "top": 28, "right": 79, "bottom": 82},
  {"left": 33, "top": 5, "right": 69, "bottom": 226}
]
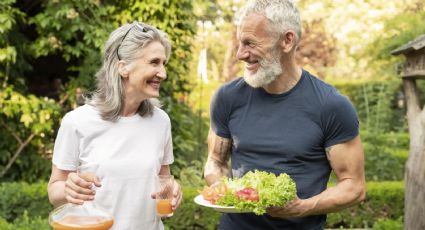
[
  {"left": 156, "top": 175, "right": 175, "bottom": 218},
  {"left": 49, "top": 163, "right": 114, "bottom": 230}
]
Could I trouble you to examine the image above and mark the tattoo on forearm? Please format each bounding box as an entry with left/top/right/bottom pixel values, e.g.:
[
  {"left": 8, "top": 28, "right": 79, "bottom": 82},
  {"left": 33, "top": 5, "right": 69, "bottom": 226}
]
[
  {"left": 219, "top": 139, "right": 231, "bottom": 161},
  {"left": 205, "top": 130, "right": 231, "bottom": 178},
  {"left": 325, "top": 147, "right": 332, "bottom": 162},
  {"left": 212, "top": 136, "right": 231, "bottom": 163}
]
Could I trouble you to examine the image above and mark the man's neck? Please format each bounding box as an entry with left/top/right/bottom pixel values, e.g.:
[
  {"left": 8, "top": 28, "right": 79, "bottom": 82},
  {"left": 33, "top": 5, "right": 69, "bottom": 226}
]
[{"left": 263, "top": 64, "right": 302, "bottom": 94}]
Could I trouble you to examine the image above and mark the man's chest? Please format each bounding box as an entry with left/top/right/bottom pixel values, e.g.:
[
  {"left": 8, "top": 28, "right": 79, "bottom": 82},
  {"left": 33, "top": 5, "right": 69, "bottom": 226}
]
[{"left": 227, "top": 103, "right": 325, "bottom": 156}]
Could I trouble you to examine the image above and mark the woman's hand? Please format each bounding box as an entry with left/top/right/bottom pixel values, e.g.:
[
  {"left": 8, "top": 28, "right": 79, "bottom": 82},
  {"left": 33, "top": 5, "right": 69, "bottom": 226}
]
[
  {"left": 64, "top": 172, "right": 102, "bottom": 205},
  {"left": 151, "top": 180, "right": 183, "bottom": 211},
  {"left": 170, "top": 180, "right": 182, "bottom": 210}
]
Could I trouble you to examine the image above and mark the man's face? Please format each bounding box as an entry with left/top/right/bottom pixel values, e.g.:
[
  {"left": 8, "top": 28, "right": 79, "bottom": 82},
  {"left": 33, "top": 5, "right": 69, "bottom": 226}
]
[{"left": 236, "top": 13, "right": 282, "bottom": 88}]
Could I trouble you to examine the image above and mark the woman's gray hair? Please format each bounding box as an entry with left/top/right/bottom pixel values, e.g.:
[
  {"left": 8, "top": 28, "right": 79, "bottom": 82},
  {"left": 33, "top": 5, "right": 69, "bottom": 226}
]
[
  {"left": 236, "top": 0, "right": 302, "bottom": 46},
  {"left": 88, "top": 22, "right": 171, "bottom": 121}
]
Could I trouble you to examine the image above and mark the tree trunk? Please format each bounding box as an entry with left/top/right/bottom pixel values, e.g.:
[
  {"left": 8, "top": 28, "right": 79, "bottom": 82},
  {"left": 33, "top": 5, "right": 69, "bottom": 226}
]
[{"left": 403, "top": 78, "right": 425, "bottom": 230}]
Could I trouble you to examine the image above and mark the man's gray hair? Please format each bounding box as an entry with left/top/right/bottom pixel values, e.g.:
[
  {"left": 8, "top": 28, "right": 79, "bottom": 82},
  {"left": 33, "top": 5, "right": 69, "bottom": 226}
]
[
  {"left": 88, "top": 22, "right": 171, "bottom": 121},
  {"left": 236, "top": 0, "right": 302, "bottom": 45}
]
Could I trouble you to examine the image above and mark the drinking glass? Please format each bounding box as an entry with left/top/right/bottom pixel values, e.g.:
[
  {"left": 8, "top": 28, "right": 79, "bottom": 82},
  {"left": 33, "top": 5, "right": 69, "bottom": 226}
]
[{"left": 155, "top": 175, "right": 175, "bottom": 217}]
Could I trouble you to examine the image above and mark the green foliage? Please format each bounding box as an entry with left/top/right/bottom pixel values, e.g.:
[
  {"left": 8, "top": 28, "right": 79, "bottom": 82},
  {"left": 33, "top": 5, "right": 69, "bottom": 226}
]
[
  {"left": 0, "top": 0, "right": 28, "bottom": 90},
  {"left": 362, "top": 131, "right": 408, "bottom": 181},
  {"left": 29, "top": 0, "right": 113, "bottom": 61},
  {"left": 28, "top": 0, "right": 115, "bottom": 92},
  {"left": 364, "top": 5, "right": 425, "bottom": 67},
  {"left": 372, "top": 217, "right": 403, "bottom": 230},
  {"left": 177, "top": 160, "right": 205, "bottom": 188},
  {"left": 0, "top": 87, "right": 61, "bottom": 133},
  {"left": 163, "top": 98, "right": 209, "bottom": 181},
  {"left": 0, "top": 213, "right": 49, "bottom": 230},
  {"left": 0, "top": 181, "right": 51, "bottom": 222},
  {"left": 0, "top": 87, "right": 62, "bottom": 182},
  {"left": 327, "top": 181, "right": 404, "bottom": 228},
  {"left": 163, "top": 187, "right": 221, "bottom": 230},
  {"left": 332, "top": 80, "right": 406, "bottom": 133}
]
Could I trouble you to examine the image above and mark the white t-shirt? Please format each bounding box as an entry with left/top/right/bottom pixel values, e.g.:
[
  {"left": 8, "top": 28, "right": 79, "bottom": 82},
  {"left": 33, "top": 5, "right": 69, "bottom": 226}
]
[{"left": 52, "top": 104, "right": 174, "bottom": 230}]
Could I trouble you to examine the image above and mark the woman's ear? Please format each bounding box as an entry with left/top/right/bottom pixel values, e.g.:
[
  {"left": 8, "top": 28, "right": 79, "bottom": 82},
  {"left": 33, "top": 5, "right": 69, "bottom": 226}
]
[
  {"left": 117, "top": 60, "right": 129, "bottom": 78},
  {"left": 280, "top": 30, "right": 297, "bottom": 53}
]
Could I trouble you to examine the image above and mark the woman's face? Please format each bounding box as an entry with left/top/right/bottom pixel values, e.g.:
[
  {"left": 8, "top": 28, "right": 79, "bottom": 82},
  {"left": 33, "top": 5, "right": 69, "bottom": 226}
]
[{"left": 122, "top": 41, "right": 167, "bottom": 102}]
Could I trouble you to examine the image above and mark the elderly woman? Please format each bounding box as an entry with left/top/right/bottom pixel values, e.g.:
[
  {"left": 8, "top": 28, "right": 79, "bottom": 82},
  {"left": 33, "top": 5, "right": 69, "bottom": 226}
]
[{"left": 47, "top": 22, "right": 182, "bottom": 230}]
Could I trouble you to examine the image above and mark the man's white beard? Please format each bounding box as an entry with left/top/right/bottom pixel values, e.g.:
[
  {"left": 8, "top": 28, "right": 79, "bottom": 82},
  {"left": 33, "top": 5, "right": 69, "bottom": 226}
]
[{"left": 243, "top": 55, "right": 282, "bottom": 88}]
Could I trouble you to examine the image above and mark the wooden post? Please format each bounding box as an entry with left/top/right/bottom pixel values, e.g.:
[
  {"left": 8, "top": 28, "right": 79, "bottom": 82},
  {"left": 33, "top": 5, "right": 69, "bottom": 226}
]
[{"left": 402, "top": 78, "right": 425, "bottom": 230}]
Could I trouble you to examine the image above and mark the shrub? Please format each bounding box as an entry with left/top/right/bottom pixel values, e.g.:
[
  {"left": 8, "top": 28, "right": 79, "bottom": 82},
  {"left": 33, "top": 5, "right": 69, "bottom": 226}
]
[
  {"left": 372, "top": 218, "right": 403, "bottom": 230},
  {"left": 163, "top": 187, "right": 221, "bottom": 230},
  {"left": 0, "top": 181, "right": 51, "bottom": 221},
  {"left": 0, "top": 181, "right": 403, "bottom": 229},
  {"left": 362, "top": 131, "right": 408, "bottom": 181},
  {"left": 0, "top": 212, "right": 49, "bottom": 230},
  {"left": 327, "top": 181, "right": 404, "bottom": 228}
]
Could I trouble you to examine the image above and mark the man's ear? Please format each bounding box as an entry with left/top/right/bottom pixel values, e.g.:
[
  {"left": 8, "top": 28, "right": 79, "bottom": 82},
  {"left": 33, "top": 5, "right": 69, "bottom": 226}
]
[
  {"left": 117, "top": 60, "right": 129, "bottom": 78},
  {"left": 280, "top": 30, "right": 297, "bottom": 53}
]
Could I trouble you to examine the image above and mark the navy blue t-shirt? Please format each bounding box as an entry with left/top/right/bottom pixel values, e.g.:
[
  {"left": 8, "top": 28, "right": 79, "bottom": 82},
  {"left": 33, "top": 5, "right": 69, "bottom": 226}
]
[{"left": 210, "top": 70, "right": 359, "bottom": 230}]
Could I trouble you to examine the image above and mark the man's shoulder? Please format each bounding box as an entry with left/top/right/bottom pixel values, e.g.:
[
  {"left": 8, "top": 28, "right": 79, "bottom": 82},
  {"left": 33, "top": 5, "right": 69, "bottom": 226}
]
[
  {"left": 304, "top": 71, "right": 354, "bottom": 111},
  {"left": 303, "top": 70, "right": 335, "bottom": 92},
  {"left": 217, "top": 77, "right": 248, "bottom": 95},
  {"left": 303, "top": 70, "right": 345, "bottom": 100}
]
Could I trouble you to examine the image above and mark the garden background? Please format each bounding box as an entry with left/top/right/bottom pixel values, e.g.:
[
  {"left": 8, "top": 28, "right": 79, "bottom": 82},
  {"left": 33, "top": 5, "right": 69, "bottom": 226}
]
[{"left": 1, "top": 0, "right": 424, "bottom": 229}]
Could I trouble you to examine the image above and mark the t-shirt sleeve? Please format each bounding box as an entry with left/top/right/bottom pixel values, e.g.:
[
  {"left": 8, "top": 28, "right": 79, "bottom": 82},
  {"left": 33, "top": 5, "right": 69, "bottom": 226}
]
[
  {"left": 52, "top": 112, "right": 80, "bottom": 171},
  {"left": 210, "top": 87, "right": 231, "bottom": 138},
  {"left": 322, "top": 91, "right": 359, "bottom": 147},
  {"left": 162, "top": 118, "right": 174, "bottom": 165}
]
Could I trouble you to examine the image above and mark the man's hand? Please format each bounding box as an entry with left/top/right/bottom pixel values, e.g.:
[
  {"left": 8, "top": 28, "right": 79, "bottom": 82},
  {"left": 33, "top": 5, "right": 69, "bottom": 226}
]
[{"left": 266, "top": 196, "right": 315, "bottom": 218}]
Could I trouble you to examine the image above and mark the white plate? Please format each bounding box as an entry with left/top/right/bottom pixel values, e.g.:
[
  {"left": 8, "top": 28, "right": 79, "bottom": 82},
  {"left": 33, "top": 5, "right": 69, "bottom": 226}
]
[{"left": 193, "top": 195, "right": 250, "bottom": 213}]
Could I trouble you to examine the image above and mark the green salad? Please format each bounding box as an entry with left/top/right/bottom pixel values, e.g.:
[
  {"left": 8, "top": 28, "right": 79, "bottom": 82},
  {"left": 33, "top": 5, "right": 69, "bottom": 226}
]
[{"left": 216, "top": 170, "right": 297, "bottom": 215}]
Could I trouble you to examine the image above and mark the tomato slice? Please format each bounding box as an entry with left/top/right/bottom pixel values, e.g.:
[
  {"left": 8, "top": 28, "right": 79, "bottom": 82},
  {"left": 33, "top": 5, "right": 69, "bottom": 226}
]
[{"left": 235, "top": 188, "right": 259, "bottom": 201}]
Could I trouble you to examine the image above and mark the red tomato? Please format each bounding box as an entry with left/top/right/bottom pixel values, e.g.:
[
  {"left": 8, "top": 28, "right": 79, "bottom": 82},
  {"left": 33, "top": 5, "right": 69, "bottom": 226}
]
[
  {"left": 248, "top": 192, "right": 259, "bottom": 201},
  {"left": 235, "top": 188, "right": 259, "bottom": 202}
]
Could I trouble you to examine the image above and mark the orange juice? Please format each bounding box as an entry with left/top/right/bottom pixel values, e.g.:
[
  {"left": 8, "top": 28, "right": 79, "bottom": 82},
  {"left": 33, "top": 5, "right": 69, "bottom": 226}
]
[
  {"left": 156, "top": 199, "right": 173, "bottom": 216},
  {"left": 50, "top": 215, "right": 114, "bottom": 230}
]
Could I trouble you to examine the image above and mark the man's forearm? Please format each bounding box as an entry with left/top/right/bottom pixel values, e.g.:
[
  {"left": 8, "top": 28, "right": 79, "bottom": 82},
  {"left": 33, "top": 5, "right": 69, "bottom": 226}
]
[
  {"left": 302, "top": 178, "right": 366, "bottom": 216},
  {"left": 204, "top": 156, "right": 229, "bottom": 186}
]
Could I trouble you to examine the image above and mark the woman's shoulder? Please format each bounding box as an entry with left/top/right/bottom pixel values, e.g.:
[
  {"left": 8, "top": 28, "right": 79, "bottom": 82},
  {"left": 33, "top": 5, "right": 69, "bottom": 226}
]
[
  {"left": 152, "top": 106, "right": 171, "bottom": 123},
  {"left": 67, "top": 104, "right": 97, "bottom": 117},
  {"left": 62, "top": 104, "right": 99, "bottom": 124}
]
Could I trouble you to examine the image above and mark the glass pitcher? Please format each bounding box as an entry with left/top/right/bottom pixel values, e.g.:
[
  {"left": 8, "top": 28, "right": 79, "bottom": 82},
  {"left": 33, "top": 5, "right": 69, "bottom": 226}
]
[{"left": 49, "top": 164, "right": 114, "bottom": 230}]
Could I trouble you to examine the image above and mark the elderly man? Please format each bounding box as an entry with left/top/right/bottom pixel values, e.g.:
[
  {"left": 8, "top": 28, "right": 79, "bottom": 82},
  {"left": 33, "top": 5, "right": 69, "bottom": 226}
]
[{"left": 203, "top": 0, "right": 366, "bottom": 229}]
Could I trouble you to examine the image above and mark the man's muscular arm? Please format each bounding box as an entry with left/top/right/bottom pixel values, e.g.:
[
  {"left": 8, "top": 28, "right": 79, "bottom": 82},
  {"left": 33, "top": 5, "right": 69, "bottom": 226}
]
[
  {"left": 204, "top": 128, "right": 232, "bottom": 186},
  {"left": 267, "top": 135, "right": 366, "bottom": 218}
]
